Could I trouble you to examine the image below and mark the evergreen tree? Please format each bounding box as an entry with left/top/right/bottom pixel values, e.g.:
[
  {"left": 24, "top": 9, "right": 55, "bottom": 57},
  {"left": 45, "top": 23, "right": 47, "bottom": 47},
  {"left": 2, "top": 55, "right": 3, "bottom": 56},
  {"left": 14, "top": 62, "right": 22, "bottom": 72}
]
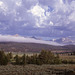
[
  {"left": 38, "top": 50, "right": 61, "bottom": 64},
  {"left": 8, "top": 52, "right": 13, "bottom": 59},
  {"left": 14, "top": 55, "right": 20, "bottom": 65},
  {"left": 26, "top": 55, "right": 30, "bottom": 64},
  {"left": 7, "top": 52, "right": 13, "bottom": 63},
  {"left": 54, "top": 54, "right": 62, "bottom": 64},
  {"left": 38, "top": 50, "right": 47, "bottom": 64},
  {"left": 22, "top": 54, "right": 26, "bottom": 65},
  {"left": 30, "top": 54, "right": 38, "bottom": 64},
  {"left": 0, "top": 51, "right": 8, "bottom": 65},
  {"left": 7, "top": 53, "right": 10, "bottom": 62}
]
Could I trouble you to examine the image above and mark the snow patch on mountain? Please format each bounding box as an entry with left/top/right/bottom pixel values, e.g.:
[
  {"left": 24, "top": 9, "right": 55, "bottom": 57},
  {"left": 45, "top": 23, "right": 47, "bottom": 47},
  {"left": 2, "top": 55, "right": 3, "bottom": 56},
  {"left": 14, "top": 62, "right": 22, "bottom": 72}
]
[{"left": 52, "top": 37, "right": 75, "bottom": 45}]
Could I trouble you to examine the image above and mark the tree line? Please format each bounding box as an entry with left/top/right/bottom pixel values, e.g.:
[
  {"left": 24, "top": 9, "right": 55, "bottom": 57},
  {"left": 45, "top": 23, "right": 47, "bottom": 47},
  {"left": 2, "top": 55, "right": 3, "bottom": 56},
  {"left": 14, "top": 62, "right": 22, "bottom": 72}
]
[{"left": 0, "top": 50, "right": 62, "bottom": 65}]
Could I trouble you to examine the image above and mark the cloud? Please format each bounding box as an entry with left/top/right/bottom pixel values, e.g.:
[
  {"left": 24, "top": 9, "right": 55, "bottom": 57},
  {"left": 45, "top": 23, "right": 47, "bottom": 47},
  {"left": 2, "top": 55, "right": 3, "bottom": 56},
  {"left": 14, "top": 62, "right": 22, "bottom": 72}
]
[
  {"left": 0, "top": 1, "right": 8, "bottom": 15},
  {"left": 22, "top": 0, "right": 38, "bottom": 9},
  {"left": 0, "top": 0, "right": 75, "bottom": 38},
  {"left": 69, "top": 11, "right": 75, "bottom": 21},
  {"left": 16, "top": 1, "right": 22, "bottom": 6},
  {"left": 28, "top": 4, "right": 49, "bottom": 28},
  {"left": 28, "top": 4, "right": 45, "bottom": 17},
  {"left": 0, "top": 34, "right": 61, "bottom": 46}
]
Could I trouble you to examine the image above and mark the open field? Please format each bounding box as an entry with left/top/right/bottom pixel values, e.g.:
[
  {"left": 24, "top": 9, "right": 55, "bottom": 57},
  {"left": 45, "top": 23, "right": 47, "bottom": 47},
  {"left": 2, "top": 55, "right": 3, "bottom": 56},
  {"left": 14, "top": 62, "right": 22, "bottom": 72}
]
[
  {"left": 0, "top": 64, "right": 75, "bottom": 75},
  {"left": 5, "top": 52, "right": 39, "bottom": 57},
  {"left": 60, "top": 55, "right": 75, "bottom": 61}
]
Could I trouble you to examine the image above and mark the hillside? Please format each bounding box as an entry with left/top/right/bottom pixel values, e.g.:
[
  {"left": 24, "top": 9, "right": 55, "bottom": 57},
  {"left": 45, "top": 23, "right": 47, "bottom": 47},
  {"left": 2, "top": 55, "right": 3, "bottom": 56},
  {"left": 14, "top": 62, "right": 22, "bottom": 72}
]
[{"left": 0, "top": 42, "right": 75, "bottom": 52}]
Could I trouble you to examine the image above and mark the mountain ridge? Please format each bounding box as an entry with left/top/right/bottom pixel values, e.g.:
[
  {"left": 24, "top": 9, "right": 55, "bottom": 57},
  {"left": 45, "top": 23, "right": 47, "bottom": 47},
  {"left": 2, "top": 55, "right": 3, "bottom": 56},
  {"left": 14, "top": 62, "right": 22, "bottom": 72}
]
[
  {"left": 0, "top": 42, "right": 75, "bottom": 52},
  {"left": 51, "top": 37, "right": 75, "bottom": 45}
]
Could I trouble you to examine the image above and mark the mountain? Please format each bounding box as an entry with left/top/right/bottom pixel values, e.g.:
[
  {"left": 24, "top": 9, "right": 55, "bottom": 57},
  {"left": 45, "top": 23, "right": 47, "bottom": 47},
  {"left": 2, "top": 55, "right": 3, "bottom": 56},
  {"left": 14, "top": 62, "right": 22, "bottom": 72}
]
[
  {"left": 0, "top": 35, "right": 61, "bottom": 46},
  {"left": 0, "top": 42, "right": 75, "bottom": 52},
  {"left": 52, "top": 37, "right": 75, "bottom": 45},
  {"left": 31, "top": 36, "right": 38, "bottom": 39},
  {"left": 30, "top": 36, "right": 42, "bottom": 40}
]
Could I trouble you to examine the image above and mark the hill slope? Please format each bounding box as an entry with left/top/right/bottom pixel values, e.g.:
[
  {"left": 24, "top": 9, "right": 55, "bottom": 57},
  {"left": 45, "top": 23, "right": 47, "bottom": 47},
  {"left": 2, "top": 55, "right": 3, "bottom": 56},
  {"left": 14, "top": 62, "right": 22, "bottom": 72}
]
[{"left": 0, "top": 42, "right": 75, "bottom": 52}]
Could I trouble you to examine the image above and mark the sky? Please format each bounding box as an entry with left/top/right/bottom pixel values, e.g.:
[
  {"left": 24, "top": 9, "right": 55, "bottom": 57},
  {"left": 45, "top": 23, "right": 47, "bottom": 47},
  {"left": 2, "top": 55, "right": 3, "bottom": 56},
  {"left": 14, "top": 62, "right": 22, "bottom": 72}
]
[{"left": 0, "top": 0, "right": 75, "bottom": 40}]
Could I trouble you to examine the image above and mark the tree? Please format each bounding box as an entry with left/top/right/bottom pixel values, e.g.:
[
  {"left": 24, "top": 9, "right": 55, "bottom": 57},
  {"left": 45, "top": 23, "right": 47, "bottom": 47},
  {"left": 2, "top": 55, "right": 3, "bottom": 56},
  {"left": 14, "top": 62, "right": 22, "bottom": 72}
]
[
  {"left": 29, "top": 54, "right": 38, "bottom": 64},
  {"left": 53, "top": 54, "right": 62, "bottom": 64},
  {"left": 38, "top": 50, "right": 55, "bottom": 64},
  {"left": 26, "top": 55, "right": 30, "bottom": 64},
  {"left": 21, "top": 54, "right": 26, "bottom": 65},
  {"left": 8, "top": 52, "right": 13, "bottom": 59},
  {"left": 7, "top": 53, "right": 10, "bottom": 62},
  {"left": 7, "top": 52, "right": 13, "bottom": 63},
  {"left": 14, "top": 55, "right": 20, "bottom": 65},
  {"left": 38, "top": 50, "right": 47, "bottom": 64},
  {"left": 37, "top": 50, "right": 61, "bottom": 65},
  {"left": 0, "top": 51, "right": 8, "bottom": 65}
]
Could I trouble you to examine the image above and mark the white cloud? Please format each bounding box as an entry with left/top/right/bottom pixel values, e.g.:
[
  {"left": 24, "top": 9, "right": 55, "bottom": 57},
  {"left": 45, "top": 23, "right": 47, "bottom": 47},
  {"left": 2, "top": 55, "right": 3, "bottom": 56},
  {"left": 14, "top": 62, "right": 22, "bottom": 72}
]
[
  {"left": 27, "top": 0, "right": 75, "bottom": 29},
  {"left": 28, "top": 4, "right": 51, "bottom": 28},
  {"left": 46, "top": 12, "right": 50, "bottom": 16},
  {"left": 54, "top": 0, "right": 69, "bottom": 13},
  {"left": 69, "top": 11, "right": 75, "bottom": 21},
  {"left": 0, "top": 1, "right": 8, "bottom": 12},
  {"left": 60, "top": 0, "right": 63, "bottom": 4},
  {"left": 16, "top": 1, "right": 22, "bottom": 6},
  {"left": 70, "top": 1, "right": 75, "bottom": 9},
  {"left": 49, "top": 21, "right": 54, "bottom": 26},
  {"left": 0, "top": 0, "right": 75, "bottom": 38},
  {"left": 0, "top": 34, "right": 61, "bottom": 46},
  {"left": 0, "top": 1, "right": 3, "bottom": 5},
  {"left": 29, "top": 4, "right": 45, "bottom": 17},
  {"left": 47, "top": 0, "right": 75, "bottom": 29}
]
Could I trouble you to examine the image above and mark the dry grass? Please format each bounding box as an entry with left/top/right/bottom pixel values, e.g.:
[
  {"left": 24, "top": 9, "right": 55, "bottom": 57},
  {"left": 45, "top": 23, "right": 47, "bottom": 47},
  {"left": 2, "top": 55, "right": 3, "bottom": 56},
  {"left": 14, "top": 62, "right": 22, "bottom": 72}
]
[
  {"left": 5, "top": 52, "right": 39, "bottom": 57},
  {"left": 0, "top": 64, "right": 75, "bottom": 75},
  {"left": 59, "top": 55, "right": 75, "bottom": 61}
]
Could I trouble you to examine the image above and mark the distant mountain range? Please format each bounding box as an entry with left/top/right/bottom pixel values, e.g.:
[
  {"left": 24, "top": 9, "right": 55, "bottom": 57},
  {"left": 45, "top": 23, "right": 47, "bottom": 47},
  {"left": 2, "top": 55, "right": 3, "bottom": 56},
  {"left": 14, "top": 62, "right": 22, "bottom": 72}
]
[
  {"left": 0, "top": 36, "right": 75, "bottom": 52},
  {"left": 0, "top": 35, "right": 61, "bottom": 46},
  {"left": 51, "top": 37, "right": 75, "bottom": 45},
  {"left": 0, "top": 35, "right": 75, "bottom": 46},
  {"left": 30, "top": 36, "right": 42, "bottom": 40},
  {"left": 31, "top": 36, "right": 75, "bottom": 45}
]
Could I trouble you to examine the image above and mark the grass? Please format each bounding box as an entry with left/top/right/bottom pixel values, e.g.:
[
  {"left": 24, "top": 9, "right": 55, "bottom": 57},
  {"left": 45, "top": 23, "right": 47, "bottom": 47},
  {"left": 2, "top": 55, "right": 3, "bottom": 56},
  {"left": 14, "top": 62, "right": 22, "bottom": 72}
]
[
  {"left": 5, "top": 52, "right": 39, "bottom": 57},
  {"left": 59, "top": 55, "right": 75, "bottom": 61},
  {"left": 1, "top": 52, "right": 75, "bottom": 75},
  {"left": 0, "top": 64, "right": 75, "bottom": 75}
]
